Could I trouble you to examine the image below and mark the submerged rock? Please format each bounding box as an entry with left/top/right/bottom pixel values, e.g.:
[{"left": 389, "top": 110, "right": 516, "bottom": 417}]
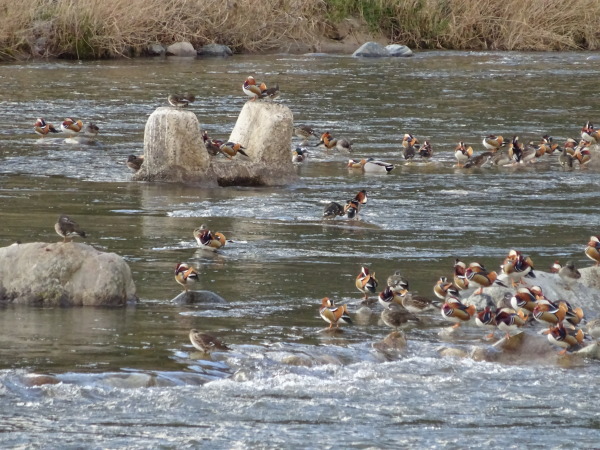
[
  {"left": 147, "top": 43, "right": 166, "bottom": 56},
  {"left": 385, "top": 44, "right": 413, "bottom": 57},
  {"left": 197, "top": 44, "right": 233, "bottom": 57},
  {"left": 171, "top": 290, "right": 228, "bottom": 305},
  {"left": 0, "top": 242, "right": 137, "bottom": 306},
  {"left": 166, "top": 41, "right": 197, "bottom": 57},
  {"left": 352, "top": 42, "right": 390, "bottom": 57}
]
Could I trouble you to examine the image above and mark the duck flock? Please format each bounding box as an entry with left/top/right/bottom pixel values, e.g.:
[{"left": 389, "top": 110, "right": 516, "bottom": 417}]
[{"left": 37, "top": 75, "right": 600, "bottom": 359}]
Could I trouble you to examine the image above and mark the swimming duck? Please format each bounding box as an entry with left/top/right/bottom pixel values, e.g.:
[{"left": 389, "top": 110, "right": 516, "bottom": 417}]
[
  {"left": 175, "top": 262, "right": 200, "bottom": 292},
  {"left": 55, "top": 215, "right": 87, "bottom": 243},
  {"left": 401, "top": 133, "right": 419, "bottom": 160},
  {"left": 453, "top": 258, "right": 469, "bottom": 291},
  {"left": 201, "top": 131, "right": 223, "bottom": 156},
  {"left": 378, "top": 286, "right": 404, "bottom": 309},
  {"left": 387, "top": 270, "right": 409, "bottom": 293},
  {"left": 488, "top": 149, "right": 511, "bottom": 166},
  {"left": 193, "top": 225, "right": 226, "bottom": 251},
  {"left": 559, "top": 146, "right": 574, "bottom": 168},
  {"left": 463, "top": 151, "right": 493, "bottom": 168},
  {"left": 475, "top": 306, "right": 498, "bottom": 339},
  {"left": 539, "top": 135, "right": 559, "bottom": 155},
  {"left": 581, "top": 121, "right": 599, "bottom": 144},
  {"left": 189, "top": 329, "right": 230, "bottom": 353},
  {"left": 168, "top": 93, "right": 195, "bottom": 107},
  {"left": 60, "top": 118, "right": 84, "bottom": 135},
  {"left": 322, "top": 201, "right": 345, "bottom": 219},
  {"left": 465, "top": 262, "right": 505, "bottom": 295},
  {"left": 381, "top": 302, "right": 420, "bottom": 329},
  {"left": 347, "top": 158, "right": 394, "bottom": 173},
  {"left": 547, "top": 321, "right": 585, "bottom": 355},
  {"left": 34, "top": 118, "right": 60, "bottom": 136},
  {"left": 294, "top": 125, "right": 316, "bottom": 145},
  {"left": 126, "top": 154, "right": 144, "bottom": 172},
  {"left": 219, "top": 142, "right": 249, "bottom": 159},
  {"left": 418, "top": 140, "right": 433, "bottom": 159},
  {"left": 454, "top": 141, "right": 473, "bottom": 167},
  {"left": 440, "top": 296, "right": 476, "bottom": 328},
  {"left": 319, "top": 297, "right": 352, "bottom": 329},
  {"left": 292, "top": 147, "right": 308, "bottom": 163},
  {"left": 433, "top": 276, "right": 460, "bottom": 300},
  {"left": 399, "top": 289, "right": 442, "bottom": 314},
  {"left": 532, "top": 299, "right": 568, "bottom": 328},
  {"left": 85, "top": 122, "right": 100, "bottom": 137},
  {"left": 344, "top": 199, "right": 361, "bottom": 219},
  {"left": 574, "top": 147, "right": 592, "bottom": 166},
  {"left": 482, "top": 135, "right": 504, "bottom": 151},
  {"left": 316, "top": 132, "right": 352, "bottom": 152},
  {"left": 353, "top": 189, "right": 368, "bottom": 205},
  {"left": 495, "top": 308, "right": 527, "bottom": 340},
  {"left": 585, "top": 236, "right": 600, "bottom": 265},
  {"left": 356, "top": 266, "right": 378, "bottom": 300},
  {"left": 242, "top": 76, "right": 263, "bottom": 101}
]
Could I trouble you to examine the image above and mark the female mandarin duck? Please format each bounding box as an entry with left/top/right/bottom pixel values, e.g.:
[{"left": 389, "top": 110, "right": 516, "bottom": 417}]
[
  {"left": 465, "top": 262, "right": 505, "bottom": 295},
  {"left": 482, "top": 134, "right": 504, "bottom": 151},
  {"left": 219, "top": 142, "right": 249, "bottom": 159},
  {"left": 55, "top": 215, "right": 86, "bottom": 243},
  {"left": 175, "top": 262, "right": 200, "bottom": 292},
  {"left": 126, "top": 155, "right": 144, "bottom": 172},
  {"left": 440, "top": 296, "right": 476, "bottom": 328},
  {"left": 381, "top": 302, "right": 420, "bottom": 329},
  {"left": 193, "top": 225, "right": 226, "bottom": 251},
  {"left": 547, "top": 321, "right": 585, "bottom": 355},
  {"left": 559, "top": 145, "right": 575, "bottom": 168},
  {"left": 398, "top": 289, "right": 442, "bottom": 314},
  {"left": 453, "top": 259, "right": 469, "bottom": 291},
  {"left": 401, "top": 133, "right": 419, "bottom": 160},
  {"left": 319, "top": 297, "right": 352, "bottom": 329},
  {"left": 475, "top": 306, "right": 498, "bottom": 339},
  {"left": 585, "top": 236, "right": 600, "bottom": 265},
  {"left": 294, "top": 125, "right": 316, "bottom": 146},
  {"left": 347, "top": 158, "right": 394, "bottom": 173},
  {"left": 387, "top": 270, "right": 409, "bottom": 293},
  {"left": 433, "top": 276, "right": 460, "bottom": 300},
  {"left": 418, "top": 140, "right": 433, "bottom": 159},
  {"left": 34, "top": 118, "right": 60, "bottom": 136},
  {"left": 552, "top": 260, "right": 581, "bottom": 288},
  {"left": 495, "top": 308, "right": 527, "bottom": 340},
  {"left": 356, "top": 266, "right": 378, "bottom": 300},
  {"left": 60, "top": 118, "right": 84, "bottom": 135},
  {"left": 323, "top": 201, "right": 345, "bottom": 219},
  {"left": 168, "top": 93, "right": 195, "bottom": 107},
  {"left": 454, "top": 141, "right": 473, "bottom": 167},
  {"left": 243, "top": 76, "right": 263, "bottom": 101},
  {"left": 189, "top": 329, "right": 230, "bottom": 353}
]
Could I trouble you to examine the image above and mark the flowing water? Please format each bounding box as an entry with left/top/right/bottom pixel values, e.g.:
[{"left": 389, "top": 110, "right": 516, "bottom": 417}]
[{"left": 1, "top": 51, "right": 600, "bottom": 448}]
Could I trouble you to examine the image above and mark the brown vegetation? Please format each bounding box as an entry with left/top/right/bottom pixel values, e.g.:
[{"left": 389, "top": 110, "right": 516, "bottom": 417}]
[{"left": 0, "top": 0, "right": 599, "bottom": 60}]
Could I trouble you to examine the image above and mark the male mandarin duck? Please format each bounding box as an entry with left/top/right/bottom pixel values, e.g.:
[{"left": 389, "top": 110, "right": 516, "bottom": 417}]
[
  {"left": 381, "top": 302, "right": 420, "bottom": 329},
  {"left": 495, "top": 308, "right": 527, "bottom": 340},
  {"left": 189, "top": 329, "right": 230, "bottom": 353},
  {"left": 319, "top": 297, "right": 352, "bottom": 329},
  {"left": 378, "top": 286, "right": 404, "bottom": 309},
  {"left": 126, "top": 154, "right": 144, "bottom": 172},
  {"left": 401, "top": 133, "right": 419, "bottom": 160},
  {"left": 55, "top": 215, "right": 86, "bottom": 243},
  {"left": 540, "top": 135, "right": 559, "bottom": 155},
  {"left": 574, "top": 147, "right": 592, "bottom": 166},
  {"left": 292, "top": 147, "right": 308, "bottom": 163},
  {"left": 193, "top": 224, "right": 226, "bottom": 251},
  {"left": 202, "top": 131, "right": 223, "bottom": 156},
  {"left": 558, "top": 300, "right": 585, "bottom": 327},
  {"left": 454, "top": 141, "right": 473, "bottom": 167},
  {"left": 482, "top": 134, "right": 504, "bottom": 151},
  {"left": 440, "top": 296, "right": 476, "bottom": 328},
  {"left": 465, "top": 262, "right": 505, "bottom": 295},
  {"left": 387, "top": 270, "right": 409, "bottom": 293},
  {"left": 475, "top": 306, "right": 498, "bottom": 339},
  {"left": 547, "top": 321, "right": 585, "bottom": 355},
  {"left": 453, "top": 258, "right": 469, "bottom": 291},
  {"left": 316, "top": 132, "right": 352, "bottom": 152},
  {"left": 398, "top": 289, "right": 442, "bottom": 314},
  {"left": 242, "top": 76, "right": 263, "bottom": 100},
  {"left": 60, "top": 118, "right": 84, "bottom": 135},
  {"left": 356, "top": 266, "right": 378, "bottom": 300},
  {"left": 219, "top": 142, "right": 249, "bottom": 159},
  {"left": 34, "top": 117, "right": 60, "bottom": 136},
  {"left": 353, "top": 189, "right": 368, "bottom": 205},
  {"left": 258, "top": 82, "right": 280, "bottom": 100},
  {"left": 581, "top": 121, "right": 599, "bottom": 144},
  {"left": 418, "top": 140, "right": 433, "bottom": 159},
  {"left": 532, "top": 299, "right": 568, "bottom": 328},
  {"left": 175, "top": 262, "right": 200, "bottom": 292},
  {"left": 344, "top": 199, "right": 361, "bottom": 219},
  {"left": 347, "top": 158, "right": 394, "bottom": 173},
  {"left": 501, "top": 249, "right": 535, "bottom": 287},
  {"left": 433, "top": 276, "right": 460, "bottom": 300},
  {"left": 585, "top": 236, "right": 600, "bottom": 265},
  {"left": 322, "top": 201, "right": 345, "bottom": 219},
  {"left": 168, "top": 93, "right": 195, "bottom": 107},
  {"left": 510, "top": 286, "right": 538, "bottom": 317}
]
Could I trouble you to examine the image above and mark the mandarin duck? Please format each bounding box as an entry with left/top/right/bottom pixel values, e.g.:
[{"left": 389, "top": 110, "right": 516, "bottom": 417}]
[
  {"left": 189, "top": 329, "right": 230, "bottom": 353},
  {"left": 60, "top": 118, "right": 84, "bottom": 135},
  {"left": 242, "top": 76, "right": 263, "bottom": 100},
  {"left": 540, "top": 135, "right": 559, "bottom": 155},
  {"left": 219, "top": 142, "right": 249, "bottom": 159},
  {"left": 463, "top": 151, "right": 493, "bottom": 168},
  {"left": 581, "top": 121, "right": 599, "bottom": 144},
  {"left": 175, "top": 262, "right": 200, "bottom": 292},
  {"left": 387, "top": 270, "right": 409, "bottom": 293},
  {"left": 378, "top": 286, "right": 404, "bottom": 309},
  {"left": 356, "top": 266, "right": 378, "bottom": 300},
  {"left": 547, "top": 322, "right": 585, "bottom": 355},
  {"left": 381, "top": 302, "right": 420, "bottom": 329},
  {"left": 510, "top": 286, "right": 538, "bottom": 318},
  {"left": 559, "top": 145, "right": 575, "bottom": 168},
  {"left": 501, "top": 249, "right": 535, "bottom": 287},
  {"left": 574, "top": 147, "right": 592, "bottom": 166},
  {"left": 465, "top": 262, "right": 505, "bottom": 295},
  {"left": 258, "top": 82, "right": 280, "bottom": 100},
  {"left": 399, "top": 290, "right": 442, "bottom": 314},
  {"left": 193, "top": 225, "right": 226, "bottom": 251},
  {"left": 344, "top": 199, "right": 361, "bottom": 219},
  {"left": 554, "top": 260, "right": 582, "bottom": 288},
  {"left": 55, "top": 215, "right": 86, "bottom": 243},
  {"left": 495, "top": 308, "right": 527, "bottom": 340},
  {"left": 454, "top": 141, "right": 473, "bottom": 167},
  {"left": 316, "top": 132, "right": 352, "bottom": 152},
  {"left": 294, "top": 125, "right": 316, "bottom": 145},
  {"left": 168, "top": 93, "right": 195, "bottom": 107},
  {"left": 418, "top": 140, "right": 433, "bottom": 159},
  {"left": 488, "top": 149, "right": 511, "bottom": 166},
  {"left": 322, "top": 201, "right": 345, "bottom": 219},
  {"left": 126, "top": 154, "right": 144, "bottom": 172},
  {"left": 319, "top": 297, "right": 352, "bottom": 329},
  {"left": 433, "top": 276, "right": 460, "bottom": 300},
  {"left": 532, "top": 299, "right": 568, "bottom": 328},
  {"left": 475, "top": 306, "right": 498, "bottom": 339},
  {"left": 585, "top": 236, "right": 600, "bottom": 265},
  {"left": 85, "top": 122, "right": 100, "bottom": 137},
  {"left": 453, "top": 258, "right": 469, "bottom": 291},
  {"left": 401, "top": 133, "right": 419, "bottom": 160},
  {"left": 202, "top": 131, "right": 223, "bottom": 156},
  {"left": 34, "top": 117, "right": 60, "bottom": 136},
  {"left": 558, "top": 300, "right": 585, "bottom": 327},
  {"left": 440, "top": 296, "right": 476, "bottom": 328},
  {"left": 482, "top": 134, "right": 504, "bottom": 151}
]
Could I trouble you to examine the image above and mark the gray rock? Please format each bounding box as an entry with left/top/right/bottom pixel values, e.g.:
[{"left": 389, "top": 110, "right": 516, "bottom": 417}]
[
  {"left": 352, "top": 42, "right": 390, "bottom": 58},
  {"left": 171, "top": 290, "right": 228, "bottom": 305},
  {"left": 166, "top": 41, "right": 197, "bottom": 57},
  {"left": 385, "top": 44, "right": 413, "bottom": 57},
  {"left": 0, "top": 242, "right": 137, "bottom": 306},
  {"left": 197, "top": 44, "right": 233, "bottom": 57},
  {"left": 147, "top": 43, "right": 166, "bottom": 56}
]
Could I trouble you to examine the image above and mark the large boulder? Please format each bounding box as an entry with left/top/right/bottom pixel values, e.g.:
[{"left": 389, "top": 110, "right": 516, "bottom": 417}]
[
  {"left": 385, "top": 44, "right": 413, "bottom": 57},
  {"left": 134, "top": 102, "right": 297, "bottom": 186},
  {"left": 352, "top": 42, "right": 390, "bottom": 57},
  {"left": 166, "top": 41, "right": 197, "bottom": 57},
  {"left": 197, "top": 44, "right": 233, "bottom": 57},
  {"left": 0, "top": 242, "right": 137, "bottom": 306}
]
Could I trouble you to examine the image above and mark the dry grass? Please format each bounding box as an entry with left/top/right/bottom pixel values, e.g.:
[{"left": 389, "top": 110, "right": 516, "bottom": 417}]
[{"left": 1, "top": 0, "right": 599, "bottom": 60}]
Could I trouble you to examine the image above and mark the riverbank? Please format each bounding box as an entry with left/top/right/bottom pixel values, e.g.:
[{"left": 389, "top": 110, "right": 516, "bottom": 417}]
[{"left": 1, "top": 0, "right": 599, "bottom": 61}]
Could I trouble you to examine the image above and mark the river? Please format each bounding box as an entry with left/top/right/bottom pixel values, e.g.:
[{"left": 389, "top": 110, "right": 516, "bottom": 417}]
[{"left": 1, "top": 51, "right": 599, "bottom": 448}]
